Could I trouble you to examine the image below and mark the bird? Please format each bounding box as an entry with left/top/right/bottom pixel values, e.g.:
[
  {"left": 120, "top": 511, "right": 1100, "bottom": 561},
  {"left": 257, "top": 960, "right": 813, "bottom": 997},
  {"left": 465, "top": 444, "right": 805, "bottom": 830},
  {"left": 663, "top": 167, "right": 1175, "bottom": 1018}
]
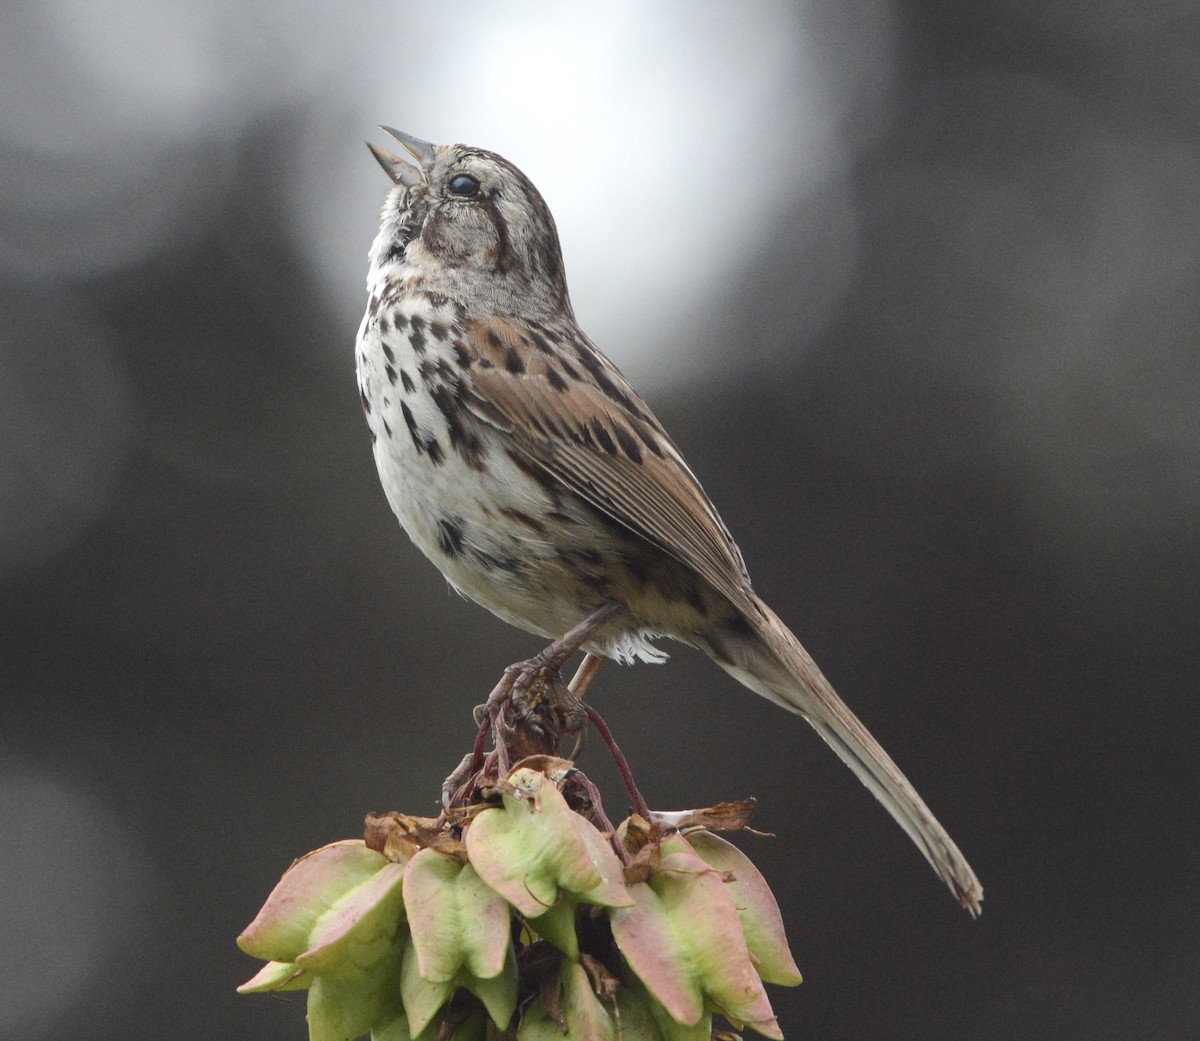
[{"left": 355, "top": 127, "right": 983, "bottom": 915}]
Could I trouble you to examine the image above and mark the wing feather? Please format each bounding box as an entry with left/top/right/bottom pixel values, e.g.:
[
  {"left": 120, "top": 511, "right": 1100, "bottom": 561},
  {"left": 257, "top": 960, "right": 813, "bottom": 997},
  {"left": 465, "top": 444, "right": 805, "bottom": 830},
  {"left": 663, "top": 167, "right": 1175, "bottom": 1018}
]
[{"left": 460, "top": 316, "right": 754, "bottom": 610}]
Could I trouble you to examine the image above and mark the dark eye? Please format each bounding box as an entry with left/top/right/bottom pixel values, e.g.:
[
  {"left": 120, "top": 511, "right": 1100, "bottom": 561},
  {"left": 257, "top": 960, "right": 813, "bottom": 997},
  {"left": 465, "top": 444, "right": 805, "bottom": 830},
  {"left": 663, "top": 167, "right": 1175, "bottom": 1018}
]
[{"left": 448, "top": 173, "right": 480, "bottom": 197}]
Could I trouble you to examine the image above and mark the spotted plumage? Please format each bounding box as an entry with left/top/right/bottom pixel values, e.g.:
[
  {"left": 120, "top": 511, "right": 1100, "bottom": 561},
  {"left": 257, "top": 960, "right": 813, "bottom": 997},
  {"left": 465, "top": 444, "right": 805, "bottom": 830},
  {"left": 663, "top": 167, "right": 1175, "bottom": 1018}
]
[{"left": 355, "top": 128, "right": 982, "bottom": 914}]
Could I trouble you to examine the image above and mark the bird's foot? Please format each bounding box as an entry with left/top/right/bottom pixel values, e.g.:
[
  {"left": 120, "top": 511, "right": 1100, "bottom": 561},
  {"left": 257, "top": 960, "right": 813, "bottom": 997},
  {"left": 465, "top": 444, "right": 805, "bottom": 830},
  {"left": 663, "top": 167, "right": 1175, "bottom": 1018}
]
[
  {"left": 474, "top": 604, "right": 623, "bottom": 738},
  {"left": 448, "top": 604, "right": 626, "bottom": 808}
]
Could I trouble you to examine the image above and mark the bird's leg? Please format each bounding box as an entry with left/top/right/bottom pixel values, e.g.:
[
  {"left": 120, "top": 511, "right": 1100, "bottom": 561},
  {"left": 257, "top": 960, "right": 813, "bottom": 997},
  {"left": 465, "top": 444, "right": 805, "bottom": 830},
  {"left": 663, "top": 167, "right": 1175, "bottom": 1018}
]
[
  {"left": 507, "top": 605, "right": 624, "bottom": 763},
  {"left": 569, "top": 652, "right": 607, "bottom": 699},
  {"left": 564, "top": 653, "right": 607, "bottom": 759},
  {"left": 525, "top": 622, "right": 648, "bottom": 820},
  {"left": 476, "top": 603, "right": 624, "bottom": 727},
  {"left": 522, "top": 603, "right": 624, "bottom": 684},
  {"left": 450, "top": 604, "right": 625, "bottom": 799}
]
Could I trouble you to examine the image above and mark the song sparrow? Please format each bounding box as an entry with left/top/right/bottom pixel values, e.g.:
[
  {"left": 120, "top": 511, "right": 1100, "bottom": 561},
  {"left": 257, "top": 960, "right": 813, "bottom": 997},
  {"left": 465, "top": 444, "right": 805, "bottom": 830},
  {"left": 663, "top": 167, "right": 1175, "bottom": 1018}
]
[{"left": 356, "top": 128, "right": 982, "bottom": 914}]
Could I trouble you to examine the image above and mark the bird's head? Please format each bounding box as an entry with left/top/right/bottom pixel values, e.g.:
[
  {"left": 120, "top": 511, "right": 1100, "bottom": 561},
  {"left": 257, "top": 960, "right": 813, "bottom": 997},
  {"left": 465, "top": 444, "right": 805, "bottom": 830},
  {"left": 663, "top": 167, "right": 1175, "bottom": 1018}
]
[{"left": 367, "top": 128, "right": 570, "bottom": 316}]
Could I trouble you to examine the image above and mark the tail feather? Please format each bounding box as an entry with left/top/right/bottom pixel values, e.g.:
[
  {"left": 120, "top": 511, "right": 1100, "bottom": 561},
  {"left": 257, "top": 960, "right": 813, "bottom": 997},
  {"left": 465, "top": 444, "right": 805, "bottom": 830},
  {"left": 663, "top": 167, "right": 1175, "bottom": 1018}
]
[{"left": 703, "top": 596, "right": 983, "bottom": 915}]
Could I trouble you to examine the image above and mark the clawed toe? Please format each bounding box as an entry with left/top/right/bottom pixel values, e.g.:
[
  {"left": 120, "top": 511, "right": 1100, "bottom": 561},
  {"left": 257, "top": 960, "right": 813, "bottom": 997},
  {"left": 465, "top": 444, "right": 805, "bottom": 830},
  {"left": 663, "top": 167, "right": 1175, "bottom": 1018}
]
[{"left": 441, "top": 752, "right": 476, "bottom": 809}]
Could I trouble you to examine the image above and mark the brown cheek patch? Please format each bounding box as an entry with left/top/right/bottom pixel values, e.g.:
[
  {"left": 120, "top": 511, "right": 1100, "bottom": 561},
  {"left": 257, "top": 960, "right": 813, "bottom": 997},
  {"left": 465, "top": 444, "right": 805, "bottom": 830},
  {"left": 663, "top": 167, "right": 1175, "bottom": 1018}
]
[{"left": 478, "top": 193, "right": 513, "bottom": 274}]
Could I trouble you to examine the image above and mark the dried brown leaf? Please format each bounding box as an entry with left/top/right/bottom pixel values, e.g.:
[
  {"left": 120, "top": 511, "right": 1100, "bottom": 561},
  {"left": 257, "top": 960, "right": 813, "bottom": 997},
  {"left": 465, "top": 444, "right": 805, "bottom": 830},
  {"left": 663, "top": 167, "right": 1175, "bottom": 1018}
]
[
  {"left": 364, "top": 812, "right": 468, "bottom": 864},
  {"left": 663, "top": 799, "right": 760, "bottom": 834},
  {"left": 579, "top": 952, "right": 620, "bottom": 1002},
  {"left": 509, "top": 754, "right": 575, "bottom": 784}
]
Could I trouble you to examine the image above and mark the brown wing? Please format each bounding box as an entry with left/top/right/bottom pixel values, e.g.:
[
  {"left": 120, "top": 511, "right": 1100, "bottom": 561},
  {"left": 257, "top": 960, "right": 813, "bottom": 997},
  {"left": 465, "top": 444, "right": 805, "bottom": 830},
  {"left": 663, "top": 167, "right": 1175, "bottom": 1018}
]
[{"left": 458, "top": 314, "right": 755, "bottom": 611}]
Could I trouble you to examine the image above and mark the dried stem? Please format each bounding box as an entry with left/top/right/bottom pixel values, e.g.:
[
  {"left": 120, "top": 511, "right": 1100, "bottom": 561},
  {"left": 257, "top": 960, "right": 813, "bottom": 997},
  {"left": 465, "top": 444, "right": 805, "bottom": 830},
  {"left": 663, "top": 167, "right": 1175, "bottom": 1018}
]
[{"left": 581, "top": 702, "right": 650, "bottom": 820}]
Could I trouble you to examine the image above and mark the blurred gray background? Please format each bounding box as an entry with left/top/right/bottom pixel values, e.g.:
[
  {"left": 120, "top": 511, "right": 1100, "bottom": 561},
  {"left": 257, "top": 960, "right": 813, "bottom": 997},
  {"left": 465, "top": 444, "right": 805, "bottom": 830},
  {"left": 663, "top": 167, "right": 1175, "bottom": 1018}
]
[{"left": 3, "top": 1, "right": 1198, "bottom": 1038}]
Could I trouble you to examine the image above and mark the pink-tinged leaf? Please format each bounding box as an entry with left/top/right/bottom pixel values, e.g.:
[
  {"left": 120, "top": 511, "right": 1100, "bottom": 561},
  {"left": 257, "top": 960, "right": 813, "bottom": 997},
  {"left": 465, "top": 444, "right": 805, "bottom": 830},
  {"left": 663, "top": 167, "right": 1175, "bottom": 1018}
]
[
  {"left": 399, "top": 923, "right": 519, "bottom": 1035},
  {"left": 370, "top": 1010, "right": 415, "bottom": 1041},
  {"left": 307, "top": 943, "right": 404, "bottom": 1041},
  {"left": 400, "top": 931, "right": 454, "bottom": 1036},
  {"left": 560, "top": 959, "right": 617, "bottom": 1040},
  {"left": 238, "top": 840, "right": 388, "bottom": 963},
  {"left": 296, "top": 861, "right": 407, "bottom": 979},
  {"left": 467, "top": 767, "right": 631, "bottom": 917},
  {"left": 517, "top": 961, "right": 616, "bottom": 1041},
  {"left": 619, "top": 969, "right": 712, "bottom": 1041},
  {"left": 611, "top": 841, "right": 782, "bottom": 1039},
  {"left": 518, "top": 959, "right": 619, "bottom": 1041},
  {"left": 611, "top": 879, "right": 703, "bottom": 1026},
  {"left": 372, "top": 1007, "right": 487, "bottom": 1041},
  {"left": 467, "top": 943, "right": 519, "bottom": 1030},
  {"left": 571, "top": 813, "right": 635, "bottom": 908},
  {"left": 686, "top": 831, "right": 802, "bottom": 987},
  {"left": 236, "top": 959, "right": 312, "bottom": 993},
  {"left": 403, "top": 848, "right": 511, "bottom": 982},
  {"left": 529, "top": 897, "right": 579, "bottom": 960}
]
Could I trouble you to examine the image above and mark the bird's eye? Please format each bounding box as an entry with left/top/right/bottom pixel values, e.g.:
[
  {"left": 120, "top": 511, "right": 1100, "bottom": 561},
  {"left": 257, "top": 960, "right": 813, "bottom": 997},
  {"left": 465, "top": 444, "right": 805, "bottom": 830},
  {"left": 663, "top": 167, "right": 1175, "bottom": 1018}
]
[{"left": 448, "top": 173, "right": 480, "bottom": 197}]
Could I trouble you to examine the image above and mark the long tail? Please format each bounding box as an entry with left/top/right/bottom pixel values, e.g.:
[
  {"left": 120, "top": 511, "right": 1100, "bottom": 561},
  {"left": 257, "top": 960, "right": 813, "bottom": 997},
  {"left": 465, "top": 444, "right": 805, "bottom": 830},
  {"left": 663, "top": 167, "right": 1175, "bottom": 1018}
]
[{"left": 701, "top": 595, "right": 983, "bottom": 915}]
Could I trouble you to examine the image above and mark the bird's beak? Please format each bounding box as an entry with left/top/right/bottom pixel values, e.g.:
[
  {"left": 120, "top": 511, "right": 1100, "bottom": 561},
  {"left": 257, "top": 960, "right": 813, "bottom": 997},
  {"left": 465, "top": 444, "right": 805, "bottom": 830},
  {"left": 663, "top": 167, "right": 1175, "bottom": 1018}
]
[
  {"left": 380, "top": 126, "right": 437, "bottom": 169},
  {"left": 367, "top": 125, "right": 439, "bottom": 184},
  {"left": 366, "top": 140, "right": 423, "bottom": 187},
  {"left": 367, "top": 127, "right": 437, "bottom": 186}
]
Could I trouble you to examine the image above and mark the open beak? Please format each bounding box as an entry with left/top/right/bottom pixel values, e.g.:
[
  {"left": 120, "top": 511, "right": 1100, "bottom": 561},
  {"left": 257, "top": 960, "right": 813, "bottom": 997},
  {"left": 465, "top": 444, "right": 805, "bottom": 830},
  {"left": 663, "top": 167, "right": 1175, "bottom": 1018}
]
[
  {"left": 366, "top": 127, "right": 435, "bottom": 187},
  {"left": 380, "top": 127, "right": 436, "bottom": 167}
]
